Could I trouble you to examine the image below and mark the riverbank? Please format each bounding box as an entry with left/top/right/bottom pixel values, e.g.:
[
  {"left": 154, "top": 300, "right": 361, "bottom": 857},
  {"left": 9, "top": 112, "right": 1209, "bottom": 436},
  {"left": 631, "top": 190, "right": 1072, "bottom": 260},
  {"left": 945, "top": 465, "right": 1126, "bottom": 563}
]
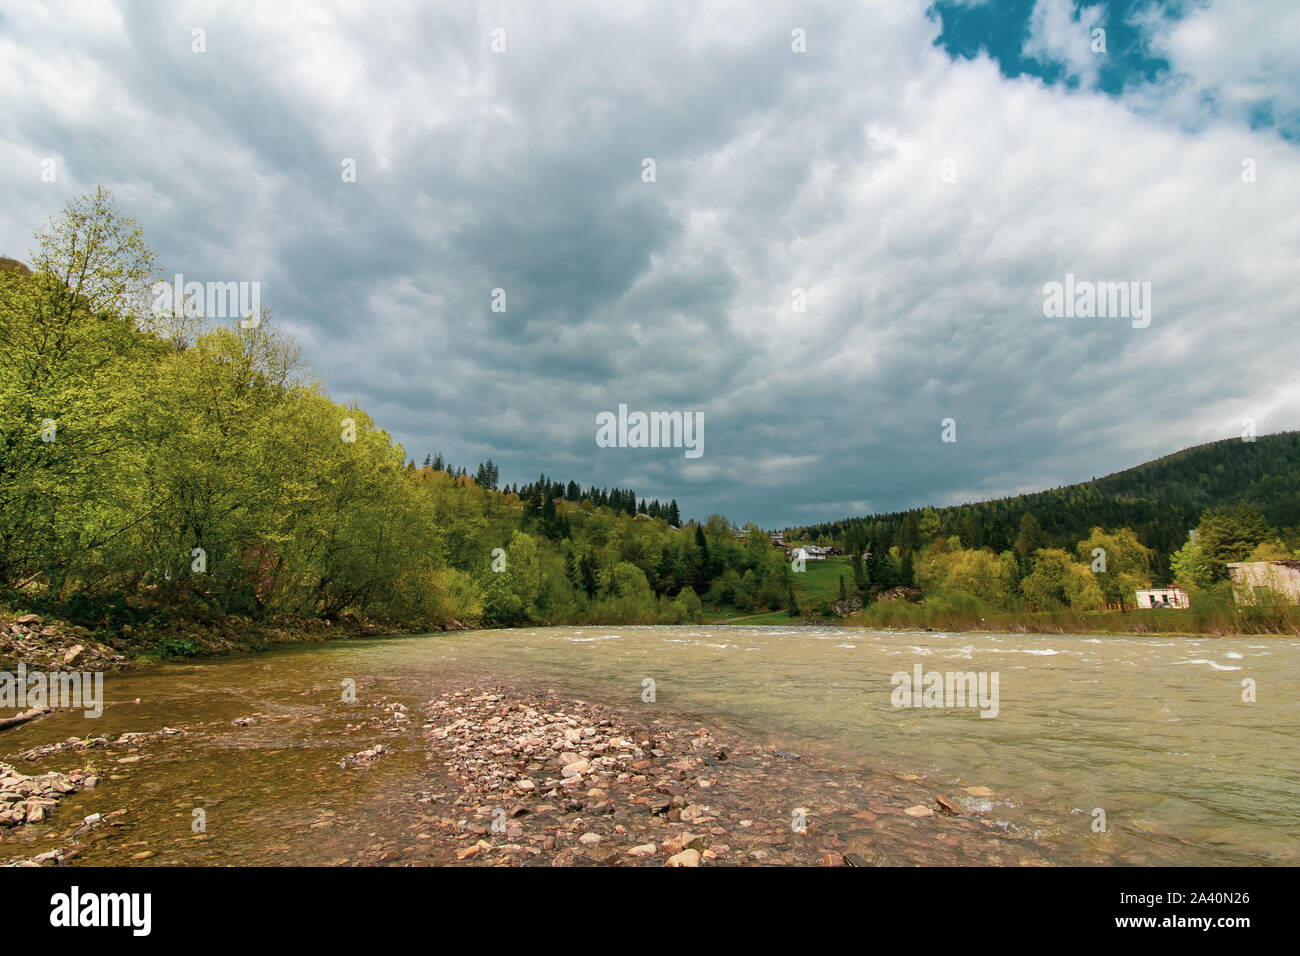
[{"left": 0, "top": 607, "right": 470, "bottom": 673}]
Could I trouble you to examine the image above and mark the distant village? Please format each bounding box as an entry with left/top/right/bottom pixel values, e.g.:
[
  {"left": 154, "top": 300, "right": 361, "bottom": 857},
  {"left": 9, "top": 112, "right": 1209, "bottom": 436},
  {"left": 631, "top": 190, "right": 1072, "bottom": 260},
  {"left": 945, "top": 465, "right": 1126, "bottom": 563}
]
[{"left": 734, "top": 529, "right": 842, "bottom": 559}]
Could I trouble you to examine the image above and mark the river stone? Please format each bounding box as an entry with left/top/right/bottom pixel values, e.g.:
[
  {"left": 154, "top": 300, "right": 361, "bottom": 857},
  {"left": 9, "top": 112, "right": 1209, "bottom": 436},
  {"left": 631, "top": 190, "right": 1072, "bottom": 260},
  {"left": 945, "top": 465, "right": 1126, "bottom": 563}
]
[
  {"left": 666, "top": 848, "right": 701, "bottom": 867},
  {"left": 935, "top": 795, "right": 963, "bottom": 815},
  {"left": 680, "top": 805, "right": 709, "bottom": 823}
]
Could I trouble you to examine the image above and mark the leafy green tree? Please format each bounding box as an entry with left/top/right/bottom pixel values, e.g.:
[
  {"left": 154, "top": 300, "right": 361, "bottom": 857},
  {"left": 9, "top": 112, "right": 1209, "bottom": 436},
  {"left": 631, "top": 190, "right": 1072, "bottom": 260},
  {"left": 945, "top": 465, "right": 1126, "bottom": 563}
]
[
  {"left": 1169, "top": 541, "right": 1212, "bottom": 590},
  {"left": 1021, "top": 549, "right": 1079, "bottom": 609},
  {"left": 673, "top": 585, "right": 703, "bottom": 622},
  {"left": 0, "top": 188, "right": 162, "bottom": 593},
  {"left": 1076, "top": 527, "right": 1152, "bottom": 608}
]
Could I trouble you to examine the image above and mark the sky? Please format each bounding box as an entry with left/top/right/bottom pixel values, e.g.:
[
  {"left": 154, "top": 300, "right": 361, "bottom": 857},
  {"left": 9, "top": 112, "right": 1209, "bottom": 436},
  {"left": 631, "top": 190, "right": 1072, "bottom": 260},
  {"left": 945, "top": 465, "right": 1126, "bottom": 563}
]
[{"left": 1, "top": 0, "right": 1297, "bottom": 528}]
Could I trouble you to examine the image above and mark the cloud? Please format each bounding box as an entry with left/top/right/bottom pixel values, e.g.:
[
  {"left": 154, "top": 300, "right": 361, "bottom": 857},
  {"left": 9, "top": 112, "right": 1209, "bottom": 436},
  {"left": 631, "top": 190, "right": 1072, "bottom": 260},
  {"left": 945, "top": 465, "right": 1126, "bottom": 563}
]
[
  {"left": 1022, "top": 0, "right": 1109, "bottom": 89},
  {"left": 1125, "top": 0, "right": 1300, "bottom": 138},
  {"left": 0, "top": 0, "right": 1295, "bottom": 529}
]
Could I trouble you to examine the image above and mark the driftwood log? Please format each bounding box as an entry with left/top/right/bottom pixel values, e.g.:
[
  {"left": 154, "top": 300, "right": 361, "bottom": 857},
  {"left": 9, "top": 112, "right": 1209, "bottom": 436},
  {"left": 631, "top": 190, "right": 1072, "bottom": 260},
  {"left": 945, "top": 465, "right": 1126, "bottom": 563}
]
[{"left": 0, "top": 706, "right": 50, "bottom": 731}]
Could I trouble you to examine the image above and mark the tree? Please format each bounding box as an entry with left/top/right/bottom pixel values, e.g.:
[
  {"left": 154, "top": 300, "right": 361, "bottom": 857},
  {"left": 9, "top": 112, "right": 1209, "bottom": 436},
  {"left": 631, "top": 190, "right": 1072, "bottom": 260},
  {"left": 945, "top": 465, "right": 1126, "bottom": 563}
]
[
  {"left": 1196, "top": 502, "right": 1274, "bottom": 579},
  {"left": 899, "top": 550, "right": 915, "bottom": 587},
  {"left": 1014, "top": 513, "right": 1047, "bottom": 559},
  {"left": 1169, "top": 541, "right": 1212, "bottom": 591},
  {"left": 896, "top": 513, "right": 920, "bottom": 556},
  {"left": 918, "top": 507, "right": 941, "bottom": 542},
  {"left": 1076, "top": 527, "right": 1152, "bottom": 608},
  {"left": 1019, "top": 548, "right": 1081, "bottom": 608},
  {"left": 0, "top": 188, "right": 163, "bottom": 592},
  {"left": 673, "top": 585, "right": 703, "bottom": 622},
  {"left": 578, "top": 551, "right": 598, "bottom": 597},
  {"left": 918, "top": 546, "right": 1011, "bottom": 607}
]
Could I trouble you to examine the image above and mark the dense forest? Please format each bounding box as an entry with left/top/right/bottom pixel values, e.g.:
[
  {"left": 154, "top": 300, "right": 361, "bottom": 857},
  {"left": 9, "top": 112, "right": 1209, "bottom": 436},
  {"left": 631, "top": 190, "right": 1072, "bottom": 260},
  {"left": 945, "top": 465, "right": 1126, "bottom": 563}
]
[{"left": 2, "top": 189, "right": 1296, "bottom": 650}]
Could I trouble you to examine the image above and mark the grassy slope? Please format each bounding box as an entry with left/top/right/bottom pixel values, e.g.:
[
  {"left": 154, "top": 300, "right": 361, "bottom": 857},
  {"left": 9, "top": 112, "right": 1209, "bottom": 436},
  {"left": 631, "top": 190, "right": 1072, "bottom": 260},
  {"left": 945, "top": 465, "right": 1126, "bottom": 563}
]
[{"left": 701, "top": 555, "right": 851, "bottom": 625}]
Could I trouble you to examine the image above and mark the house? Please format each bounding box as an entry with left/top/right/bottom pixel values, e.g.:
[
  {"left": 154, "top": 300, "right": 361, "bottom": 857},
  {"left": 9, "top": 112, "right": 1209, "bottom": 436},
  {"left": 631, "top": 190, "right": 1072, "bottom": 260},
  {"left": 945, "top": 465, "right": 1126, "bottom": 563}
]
[
  {"left": 1227, "top": 560, "right": 1300, "bottom": 605},
  {"left": 769, "top": 532, "right": 785, "bottom": 546},
  {"left": 1135, "top": 587, "right": 1189, "bottom": 609},
  {"left": 786, "top": 547, "right": 826, "bottom": 562}
]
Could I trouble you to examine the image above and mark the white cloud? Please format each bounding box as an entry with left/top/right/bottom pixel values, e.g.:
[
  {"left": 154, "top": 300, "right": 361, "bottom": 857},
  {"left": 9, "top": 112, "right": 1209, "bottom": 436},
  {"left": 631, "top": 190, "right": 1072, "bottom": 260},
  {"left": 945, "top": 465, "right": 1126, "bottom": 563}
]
[{"left": 1022, "top": 0, "right": 1109, "bottom": 88}]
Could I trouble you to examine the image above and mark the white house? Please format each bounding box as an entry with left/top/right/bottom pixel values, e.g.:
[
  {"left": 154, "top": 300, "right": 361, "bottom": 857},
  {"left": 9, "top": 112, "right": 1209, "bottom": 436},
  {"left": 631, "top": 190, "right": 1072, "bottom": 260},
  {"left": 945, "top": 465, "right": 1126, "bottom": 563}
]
[
  {"left": 1135, "top": 587, "right": 1189, "bottom": 609},
  {"left": 786, "top": 547, "right": 826, "bottom": 562}
]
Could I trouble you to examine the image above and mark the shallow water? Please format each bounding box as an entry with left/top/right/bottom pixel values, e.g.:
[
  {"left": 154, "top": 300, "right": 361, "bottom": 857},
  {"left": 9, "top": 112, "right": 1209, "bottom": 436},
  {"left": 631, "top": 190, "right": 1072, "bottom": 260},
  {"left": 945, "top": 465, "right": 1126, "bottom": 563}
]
[{"left": 2, "top": 625, "right": 1297, "bottom": 865}]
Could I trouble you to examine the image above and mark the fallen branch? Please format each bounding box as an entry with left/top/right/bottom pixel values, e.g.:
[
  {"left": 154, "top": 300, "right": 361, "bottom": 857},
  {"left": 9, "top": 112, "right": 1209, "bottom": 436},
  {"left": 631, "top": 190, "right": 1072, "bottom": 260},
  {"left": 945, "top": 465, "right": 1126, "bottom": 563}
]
[{"left": 0, "top": 707, "right": 50, "bottom": 731}]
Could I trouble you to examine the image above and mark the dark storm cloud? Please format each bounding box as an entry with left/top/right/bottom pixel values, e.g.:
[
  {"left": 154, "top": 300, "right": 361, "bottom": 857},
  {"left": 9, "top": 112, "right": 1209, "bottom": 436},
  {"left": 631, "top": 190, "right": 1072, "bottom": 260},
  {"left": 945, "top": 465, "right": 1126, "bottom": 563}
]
[{"left": 1, "top": 1, "right": 1296, "bottom": 528}]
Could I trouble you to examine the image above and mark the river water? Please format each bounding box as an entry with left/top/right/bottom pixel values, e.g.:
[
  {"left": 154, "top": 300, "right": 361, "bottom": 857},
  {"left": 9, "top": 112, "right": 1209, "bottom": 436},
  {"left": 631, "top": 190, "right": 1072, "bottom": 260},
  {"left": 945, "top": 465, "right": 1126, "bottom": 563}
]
[{"left": 2, "top": 625, "right": 1296, "bottom": 866}]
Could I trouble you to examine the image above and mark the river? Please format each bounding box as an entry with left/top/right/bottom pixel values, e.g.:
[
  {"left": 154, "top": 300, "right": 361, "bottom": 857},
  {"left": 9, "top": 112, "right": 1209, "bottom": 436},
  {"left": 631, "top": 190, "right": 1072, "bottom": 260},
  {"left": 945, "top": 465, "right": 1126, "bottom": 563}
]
[{"left": 2, "top": 625, "right": 1296, "bottom": 866}]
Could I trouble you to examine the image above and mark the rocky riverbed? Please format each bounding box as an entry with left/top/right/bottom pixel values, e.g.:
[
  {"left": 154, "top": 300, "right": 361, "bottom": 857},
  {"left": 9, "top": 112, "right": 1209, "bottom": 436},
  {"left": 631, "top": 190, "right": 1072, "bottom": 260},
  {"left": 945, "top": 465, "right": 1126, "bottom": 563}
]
[
  {"left": 0, "top": 727, "right": 184, "bottom": 866},
  {"left": 0, "top": 613, "right": 126, "bottom": 673},
  {"left": 0, "top": 677, "right": 1064, "bottom": 867},
  {"left": 407, "top": 687, "right": 1043, "bottom": 866}
]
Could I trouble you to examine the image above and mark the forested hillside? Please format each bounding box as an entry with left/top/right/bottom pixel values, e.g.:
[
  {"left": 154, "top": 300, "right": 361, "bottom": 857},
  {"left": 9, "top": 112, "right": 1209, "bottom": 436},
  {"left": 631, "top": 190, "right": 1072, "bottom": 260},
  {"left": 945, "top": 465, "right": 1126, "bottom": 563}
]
[
  {"left": 0, "top": 189, "right": 798, "bottom": 644},
  {"left": 787, "top": 432, "right": 1300, "bottom": 583}
]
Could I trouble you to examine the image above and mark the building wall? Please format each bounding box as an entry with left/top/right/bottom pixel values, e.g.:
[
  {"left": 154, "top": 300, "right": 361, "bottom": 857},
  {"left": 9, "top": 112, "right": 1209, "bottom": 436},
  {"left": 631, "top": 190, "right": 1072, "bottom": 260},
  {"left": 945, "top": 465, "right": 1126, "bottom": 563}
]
[
  {"left": 1227, "top": 562, "right": 1300, "bottom": 605},
  {"left": 1135, "top": 588, "right": 1190, "bottom": 609}
]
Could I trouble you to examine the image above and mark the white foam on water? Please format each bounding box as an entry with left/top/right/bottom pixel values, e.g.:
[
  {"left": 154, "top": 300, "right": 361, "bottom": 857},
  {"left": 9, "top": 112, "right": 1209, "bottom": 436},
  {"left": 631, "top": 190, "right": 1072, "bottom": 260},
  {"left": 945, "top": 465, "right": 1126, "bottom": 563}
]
[
  {"left": 1172, "top": 659, "right": 1242, "bottom": 671},
  {"left": 983, "top": 647, "right": 1060, "bottom": 656}
]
